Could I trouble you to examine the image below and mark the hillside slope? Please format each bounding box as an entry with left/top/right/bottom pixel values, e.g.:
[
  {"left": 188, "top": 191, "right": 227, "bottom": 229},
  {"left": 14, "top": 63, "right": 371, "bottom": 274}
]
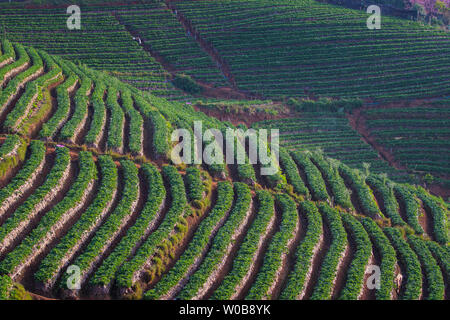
[
  {"left": 0, "top": 39, "right": 448, "bottom": 300},
  {"left": 170, "top": 0, "right": 450, "bottom": 100}
]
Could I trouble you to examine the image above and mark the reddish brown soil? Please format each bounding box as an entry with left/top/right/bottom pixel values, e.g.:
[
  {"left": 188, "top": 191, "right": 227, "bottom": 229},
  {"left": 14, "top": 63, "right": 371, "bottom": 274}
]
[
  {"left": 302, "top": 218, "right": 331, "bottom": 300},
  {"left": 359, "top": 250, "right": 380, "bottom": 300},
  {"left": 143, "top": 182, "right": 215, "bottom": 292},
  {"left": 194, "top": 104, "right": 288, "bottom": 128},
  {"left": 271, "top": 206, "right": 306, "bottom": 299},
  {"left": 202, "top": 197, "right": 258, "bottom": 299},
  {"left": 347, "top": 108, "right": 407, "bottom": 172},
  {"left": 99, "top": 107, "right": 111, "bottom": 153},
  {"left": 0, "top": 153, "right": 54, "bottom": 231},
  {"left": 392, "top": 264, "right": 403, "bottom": 300},
  {"left": 331, "top": 242, "right": 354, "bottom": 299},
  {"left": 394, "top": 189, "right": 409, "bottom": 225},
  {"left": 79, "top": 168, "right": 150, "bottom": 299},
  {"left": 348, "top": 101, "right": 450, "bottom": 199},
  {"left": 427, "top": 184, "right": 450, "bottom": 199},
  {"left": 235, "top": 200, "right": 282, "bottom": 299},
  {"left": 30, "top": 292, "right": 56, "bottom": 300},
  {"left": 27, "top": 79, "right": 65, "bottom": 138},
  {"left": 74, "top": 90, "right": 94, "bottom": 146},
  {"left": 197, "top": 82, "right": 251, "bottom": 100},
  {"left": 44, "top": 163, "right": 125, "bottom": 297},
  {"left": 339, "top": 171, "right": 366, "bottom": 216},
  {"left": 418, "top": 199, "right": 433, "bottom": 240}
]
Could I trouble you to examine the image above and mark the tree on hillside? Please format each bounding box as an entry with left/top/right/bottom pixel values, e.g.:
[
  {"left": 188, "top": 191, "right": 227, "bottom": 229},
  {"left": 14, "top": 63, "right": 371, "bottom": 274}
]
[
  {"left": 436, "top": 0, "right": 450, "bottom": 25},
  {"left": 412, "top": 3, "right": 427, "bottom": 21}
]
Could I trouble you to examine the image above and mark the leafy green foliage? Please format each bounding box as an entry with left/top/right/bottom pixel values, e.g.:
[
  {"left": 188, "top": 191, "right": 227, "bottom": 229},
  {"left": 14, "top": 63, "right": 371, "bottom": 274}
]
[
  {"left": 310, "top": 203, "right": 347, "bottom": 300},
  {"left": 116, "top": 165, "right": 187, "bottom": 289},
  {"left": 35, "top": 155, "right": 118, "bottom": 284},
  {"left": 338, "top": 213, "right": 371, "bottom": 300},
  {"left": 280, "top": 201, "right": 322, "bottom": 300},
  {"left": 145, "top": 181, "right": 234, "bottom": 300},
  {"left": 212, "top": 190, "right": 274, "bottom": 299},
  {"left": 246, "top": 194, "right": 298, "bottom": 300},
  {"left": 384, "top": 227, "right": 422, "bottom": 300},
  {"left": 360, "top": 218, "right": 396, "bottom": 300}
]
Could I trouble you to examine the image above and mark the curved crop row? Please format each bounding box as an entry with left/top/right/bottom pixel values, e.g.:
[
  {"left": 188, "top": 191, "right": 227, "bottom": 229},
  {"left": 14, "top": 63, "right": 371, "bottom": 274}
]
[
  {"left": 310, "top": 152, "right": 352, "bottom": 209},
  {"left": 5, "top": 49, "right": 63, "bottom": 133},
  {"left": 211, "top": 189, "right": 275, "bottom": 300},
  {"left": 133, "top": 93, "right": 169, "bottom": 159},
  {"left": 90, "top": 163, "right": 166, "bottom": 293},
  {"left": 145, "top": 181, "right": 234, "bottom": 300},
  {"left": 39, "top": 57, "right": 79, "bottom": 139},
  {"left": 0, "top": 135, "right": 21, "bottom": 159},
  {"left": 366, "top": 175, "right": 405, "bottom": 226},
  {"left": 360, "top": 218, "right": 396, "bottom": 300},
  {"left": 116, "top": 165, "right": 187, "bottom": 290},
  {"left": 279, "top": 201, "right": 322, "bottom": 300},
  {"left": 0, "top": 140, "right": 45, "bottom": 219},
  {"left": 0, "top": 151, "right": 96, "bottom": 278},
  {"left": 426, "top": 241, "right": 450, "bottom": 285},
  {"left": 105, "top": 87, "right": 124, "bottom": 153},
  {"left": 84, "top": 80, "right": 106, "bottom": 147},
  {"left": 58, "top": 63, "right": 92, "bottom": 143},
  {"left": 0, "top": 39, "right": 15, "bottom": 67},
  {"left": 120, "top": 90, "right": 143, "bottom": 156},
  {"left": 415, "top": 186, "right": 448, "bottom": 245},
  {"left": 310, "top": 203, "right": 347, "bottom": 300},
  {"left": 185, "top": 167, "right": 204, "bottom": 202},
  {"left": 291, "top": 151, "right": 328, "bottom": 201},
  {"left": 177, "top": 182, "right": 252, "bottom": 299},
  {"left": 338, "top": 164, "right": 382, "bottom": 219},
  {"left": 59, "top": 160, "right": 140, "bottom": 297},
  {"left": 0, "top": 135, "right": 28, "bottom": 179},
  {"left": 0, "top": 135, "right": 26, "bottom": 177},
  {"left": 394, "top": 185, "right": 423, "bottom": 234},
  {"left": 34, "top": 155, "right": 118, "bottom": 291},
  {"left": 278, "top": 148, "right": 309, "bottom": 196},
  {"left": 407, "top": 235, "right": 444, "bottom": 300},
  {"left": 384, "top": 227, "right": 422, "bottom": 300},
  {"left": 0, "top": 45, "right": 33, "bottom": 116},
  {"left": 246, "top": 193, "right": 298, "bottom": 300},
  {"left": 338, "top": 213, "right": 371, "bottom": 300},
  {"left": 0, "top": 43, "right": 28, "bottom": 88},
  {"left": 234, "top": 139, "right": 257, "bottom": 184},
  {"left": 0, "top": 146, "right": 70, "bottom": 254}
]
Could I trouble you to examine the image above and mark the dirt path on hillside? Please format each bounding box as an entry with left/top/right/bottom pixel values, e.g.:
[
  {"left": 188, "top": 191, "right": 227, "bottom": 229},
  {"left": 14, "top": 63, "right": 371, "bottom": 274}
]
[
  {"left": 164, "top": 1, "right": 235, "bottom": 87},
  {"left": 347, "top": 108, "right": 407, "bottom": 172},
  {"left": 348, "top": 101, "right": 450, "bottom": 199},
  {"left": 111, "top": 10, "right": 255, "bottom": 101},
  {"left": 194, "top": 104, "right": 289, "bottom": 127}
]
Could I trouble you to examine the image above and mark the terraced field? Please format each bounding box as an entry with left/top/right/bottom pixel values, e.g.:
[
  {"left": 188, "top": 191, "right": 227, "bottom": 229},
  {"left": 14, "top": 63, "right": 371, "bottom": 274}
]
[
  {"left": 253, "top": 112, "right": 415, "bottom": 184},
  {"left": 114, "top": 2, "right": 229, "bottom": 88},
  {"left": 170, "top": 0, "right": 450, "bottom": 100},
  {"left": 357, "top": 99, "right": 450, "bottom": 189},
  {"left": 0, "top": 4, "right": 188, "bottom": 100},
  {"left": 0, "top": 40, "right": 448, "bottom": 301}
]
